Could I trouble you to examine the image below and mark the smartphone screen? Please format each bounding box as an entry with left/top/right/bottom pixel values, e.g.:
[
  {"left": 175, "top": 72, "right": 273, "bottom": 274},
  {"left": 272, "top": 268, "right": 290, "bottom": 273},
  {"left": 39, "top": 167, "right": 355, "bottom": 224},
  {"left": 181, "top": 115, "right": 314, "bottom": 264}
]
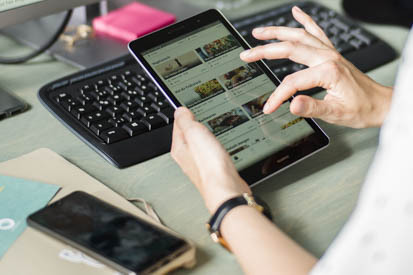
[{"left": 28, "top": 191, "right": 188, "bottom": 274}]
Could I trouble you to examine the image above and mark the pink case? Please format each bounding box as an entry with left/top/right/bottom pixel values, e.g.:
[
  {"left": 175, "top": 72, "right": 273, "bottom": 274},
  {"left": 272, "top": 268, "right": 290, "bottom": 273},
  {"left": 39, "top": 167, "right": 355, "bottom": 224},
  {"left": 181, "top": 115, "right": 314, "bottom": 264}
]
[{"left": 93, "top": 2, "right": 176, "bottom": 44}]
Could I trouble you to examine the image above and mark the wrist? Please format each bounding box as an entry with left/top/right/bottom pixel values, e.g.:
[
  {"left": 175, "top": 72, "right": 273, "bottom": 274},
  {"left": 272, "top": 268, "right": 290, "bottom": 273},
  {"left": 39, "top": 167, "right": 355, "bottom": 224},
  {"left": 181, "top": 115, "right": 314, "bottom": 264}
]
[
  {"left": 368, "top": 85, "right": 393, "bottom": 127},
  {"left": 201, "top": 177, "right": 251, "bottom": 214},
  {"left": 204, "top": 189, "right": 246, "bottom": 214}
]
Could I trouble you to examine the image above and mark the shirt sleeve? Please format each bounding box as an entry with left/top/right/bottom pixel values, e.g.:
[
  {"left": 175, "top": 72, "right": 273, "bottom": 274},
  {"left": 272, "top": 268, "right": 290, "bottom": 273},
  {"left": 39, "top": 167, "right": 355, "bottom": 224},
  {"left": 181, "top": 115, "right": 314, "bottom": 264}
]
[{"left": 310, "top": 29, "right": 413, "bottom": 275}]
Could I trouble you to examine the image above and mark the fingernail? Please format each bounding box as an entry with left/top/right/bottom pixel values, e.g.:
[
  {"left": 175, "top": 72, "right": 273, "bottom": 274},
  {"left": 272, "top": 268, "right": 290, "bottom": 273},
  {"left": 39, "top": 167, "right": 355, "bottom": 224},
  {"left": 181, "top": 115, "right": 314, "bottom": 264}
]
[
  {"left": 253, "top": 27, "right": 265, "bottom": 34},
  {"left": 240, "top": 50, "right": 251, "bottom": 59},
  {"left": 293, "top": 6, "right": 303, "bottom": 13},
  {"left": 174, "top": 107, "right": 184, "bottom": 118},
  {"left": 263, "top": 103, "right": 270, "bottom": 113}
]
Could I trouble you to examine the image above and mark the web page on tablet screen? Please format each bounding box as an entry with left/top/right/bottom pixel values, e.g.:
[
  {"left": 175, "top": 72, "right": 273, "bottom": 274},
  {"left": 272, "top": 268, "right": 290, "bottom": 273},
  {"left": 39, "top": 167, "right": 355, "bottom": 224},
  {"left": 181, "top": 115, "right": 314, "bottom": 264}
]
[{"left": 143, "top": 21, "right": 315, "bottom": 170}]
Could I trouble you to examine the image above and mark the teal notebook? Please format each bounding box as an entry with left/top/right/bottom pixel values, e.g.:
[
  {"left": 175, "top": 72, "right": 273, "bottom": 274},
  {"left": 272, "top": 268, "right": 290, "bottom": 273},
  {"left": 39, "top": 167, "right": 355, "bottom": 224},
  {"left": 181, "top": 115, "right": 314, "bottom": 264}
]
[{"left": 0, "top": 175, "right": 60, "bottom": 259}]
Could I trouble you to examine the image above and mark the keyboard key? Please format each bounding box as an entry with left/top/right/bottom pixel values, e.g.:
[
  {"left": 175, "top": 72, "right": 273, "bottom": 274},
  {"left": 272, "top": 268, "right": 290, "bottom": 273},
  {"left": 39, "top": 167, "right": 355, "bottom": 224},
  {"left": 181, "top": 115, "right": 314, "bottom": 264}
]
[
  {"left": 106, "top": 106, "right": 123, "bottom": 117},
  {"left": 80, "top": 84, "right": 94, "bottom": 94},
  {"left": 122, "top": 111, "right": 141, "bottom": 122},
  {"left": 137, "top": 74, "right": 149, "bottom": 83},
  {"left": 137, "top": 105, "right": 156, "bottom": 117},
  {"left": 131, "top": 76, "right": 144, "bottom": 87},
  {"left": 109, "top": 75, "right": 121, "bottom": 84},
  {"left": 81, "top": 112, "right": 109, "bottom": 127},
  {"left": 116, "top": 81, "right": 133, "bottom": 91},
  {"left": 122, "top": 121, "right": 148, "bottom": 136},
  {"left": 336, "top": 42, "right": 354, "bottom": 54},
  {"left": 90, "top": 90, "right": 109, "bottom": 100},
  {"left": 328, "top": 26, "right": 340, "bottom": 36},
  {"left": 135, "top": 96, "right": 151, "bottom": 107},
  {"left": 77, "top": 94, "right": 93, "bottom": 106},
  {"left": 349, "top": 38, "right": 363, "bottom": 49},
  {"left": 122, "top": 70, "right": 133, "bottom": 79},
  {"left": 103, "top": 86, "right": 116, "bottom": 96},
  {"left": 141, "top": 114, "right": 167, "bottom": 130},
  {"left": 93, "top": 100, "right": 110, "bottom": 111},
  {"left": 330, "top": 18, "right": 350, "bottom": 32},
  {"left": 148, "top": 90, "right": 162, "bottom": 101},
  {"left": 339, "top": 32, "right": 352, "bottom": 42},
  {"left": 351, "top": 29, "right": 374, "bottom": 45},
  {"left": 54, "top": 92, "right": 70, "bottom": 103},
  {"left": 90, "top": 120, "right": 112, "bottom": 135},
  {"left": 134, "top": 86, "right": 145, "bottom": 96},
  {"left": 61, "top": 98, "right": 78, "bottom": 112},
  {"left": 158, "top": 113, "right": 173, "bottom": 124},
  {"left": 121, "top": 90, "right": 139, "bottom": 101},
  {"left": 148, "top": 92, "right": 158, "bottom": 102},
  {"left": 71, "top": 105, "right": 96, "bottom": 119},
  {"left": 100, "top": 128, "right": 129, "bottom": 144},
  {"left": 150, "top": 101, "right": 168, "bottom": 112},
  {"left": 107, "top": 94, "right": 122, "bottom": 105},
  {"left": 120, "top": 101, "right": 138, "bottom": 112},
  {"left": 108, "top": 117, "right": 127, "bottom": 127},
  {"left": 94, "top": 79, "right": 108, "bottom": 89},
  {"left": 319, "top": 20, "right": 332, "bottom": 30}
]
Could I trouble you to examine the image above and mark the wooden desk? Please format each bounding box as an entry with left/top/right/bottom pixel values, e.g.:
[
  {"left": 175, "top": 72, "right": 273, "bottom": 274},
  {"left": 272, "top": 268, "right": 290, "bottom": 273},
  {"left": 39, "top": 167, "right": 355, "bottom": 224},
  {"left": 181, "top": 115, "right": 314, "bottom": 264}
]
[{"left": 0, "top": 0, "right": 409, "bottom": 273}]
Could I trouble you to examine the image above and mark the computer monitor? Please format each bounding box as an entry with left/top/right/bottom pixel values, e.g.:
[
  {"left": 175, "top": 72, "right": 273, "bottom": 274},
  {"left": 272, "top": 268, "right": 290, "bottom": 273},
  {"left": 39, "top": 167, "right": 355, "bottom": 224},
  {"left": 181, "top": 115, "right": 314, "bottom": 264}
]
[{"left": 0, "top": 0, "right": 100, "bottom": 29}]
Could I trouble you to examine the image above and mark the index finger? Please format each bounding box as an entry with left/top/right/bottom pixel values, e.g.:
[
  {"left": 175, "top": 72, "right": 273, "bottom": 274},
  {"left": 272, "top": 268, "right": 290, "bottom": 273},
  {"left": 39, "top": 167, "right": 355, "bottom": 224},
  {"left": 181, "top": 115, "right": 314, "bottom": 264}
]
[
  {"left": 240, "top": 41, "right": 331, "bottom": 67},
  {"left": 292, "top": 6, "right": 334, "bottom": 48},
  {"left": 252, "top": 26, "right": 328, "bottom": 49}
]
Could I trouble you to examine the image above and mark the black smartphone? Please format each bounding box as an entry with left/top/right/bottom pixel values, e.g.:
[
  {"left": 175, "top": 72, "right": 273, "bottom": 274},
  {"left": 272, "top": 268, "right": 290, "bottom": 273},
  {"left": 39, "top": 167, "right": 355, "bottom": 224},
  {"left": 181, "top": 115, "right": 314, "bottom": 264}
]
[
  {"left": 27, "top": 191, "right": 193, "bottom": 275},
  {"left": 0, "top": 87, "right": 27, "bottom": 120}
]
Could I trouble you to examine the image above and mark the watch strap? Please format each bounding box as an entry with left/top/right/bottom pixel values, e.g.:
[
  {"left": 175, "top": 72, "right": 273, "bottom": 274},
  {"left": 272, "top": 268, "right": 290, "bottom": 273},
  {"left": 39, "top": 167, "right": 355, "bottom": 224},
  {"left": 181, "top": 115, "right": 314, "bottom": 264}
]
[
  {"left": 206, "top": 193, "right": 270, "bottom": 251},
  {"left": 208, "top": 195, "right": 247, "bottom": 234}
]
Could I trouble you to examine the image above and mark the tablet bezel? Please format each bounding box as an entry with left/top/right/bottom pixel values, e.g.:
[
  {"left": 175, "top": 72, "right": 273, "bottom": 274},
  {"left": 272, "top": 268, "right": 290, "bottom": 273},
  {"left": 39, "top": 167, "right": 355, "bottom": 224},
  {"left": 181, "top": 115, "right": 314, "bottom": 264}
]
[{"left": 128, "top": 9, "right": 329, "bottom": 186}]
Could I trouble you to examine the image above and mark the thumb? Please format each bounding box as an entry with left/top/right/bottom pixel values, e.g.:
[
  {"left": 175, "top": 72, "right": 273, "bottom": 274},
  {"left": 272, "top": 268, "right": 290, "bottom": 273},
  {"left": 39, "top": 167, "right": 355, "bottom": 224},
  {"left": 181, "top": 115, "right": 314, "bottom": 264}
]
[{"left": 290, "top": 95, "right": 331, "bottom": 118}]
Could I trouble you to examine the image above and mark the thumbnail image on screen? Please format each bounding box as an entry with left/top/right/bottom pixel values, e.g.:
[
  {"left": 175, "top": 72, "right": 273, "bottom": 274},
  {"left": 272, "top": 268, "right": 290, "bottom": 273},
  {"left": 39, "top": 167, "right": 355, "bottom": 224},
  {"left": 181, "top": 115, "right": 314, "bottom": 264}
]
[
  {"left": 155, "top": 51, "right": 202, "bottom": 80},
  {"left": 206, "top": 107, "right": 249, "bottom": 136},
  {"left": 196, "top": 34, "right": 240, "bottom": 62},
  {"left": 218, "top": 63, "right": 262, "bottom": 90}
]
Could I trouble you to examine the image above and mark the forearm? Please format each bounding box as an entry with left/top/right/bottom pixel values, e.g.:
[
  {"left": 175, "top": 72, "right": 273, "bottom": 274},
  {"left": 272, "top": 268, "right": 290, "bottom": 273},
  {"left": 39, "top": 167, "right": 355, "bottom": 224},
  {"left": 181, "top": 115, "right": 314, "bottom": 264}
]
[{"left": 220, "top": 205, "right": 317, "bottom": 275}]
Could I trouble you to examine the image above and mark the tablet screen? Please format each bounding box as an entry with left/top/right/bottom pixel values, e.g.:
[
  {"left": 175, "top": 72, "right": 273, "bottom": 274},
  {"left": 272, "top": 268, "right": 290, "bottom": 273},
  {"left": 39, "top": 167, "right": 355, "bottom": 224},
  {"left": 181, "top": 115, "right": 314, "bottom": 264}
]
[{"left": 141, "top": 21, "right": 316, "bottom": 171}]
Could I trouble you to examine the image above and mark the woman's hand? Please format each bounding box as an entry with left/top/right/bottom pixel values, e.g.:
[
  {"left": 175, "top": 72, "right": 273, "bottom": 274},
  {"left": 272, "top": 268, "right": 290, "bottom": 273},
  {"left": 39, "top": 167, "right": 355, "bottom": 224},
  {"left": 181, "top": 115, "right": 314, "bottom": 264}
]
[
  {"left": 240, "top": 6, "right": 392, "bottom": 128},
  {"left": 171, "top": 107, "right": 251, "bottom": 213},
  {"left": 171, "top": 107, "right": 317, "bottom": 275}
]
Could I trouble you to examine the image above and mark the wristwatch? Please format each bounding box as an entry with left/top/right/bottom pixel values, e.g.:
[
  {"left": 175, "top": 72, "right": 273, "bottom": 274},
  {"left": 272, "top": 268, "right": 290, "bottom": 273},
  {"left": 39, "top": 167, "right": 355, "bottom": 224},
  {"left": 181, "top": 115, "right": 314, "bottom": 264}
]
[{"left": 206, "top": 193, "right": 271, "bottom": 251}]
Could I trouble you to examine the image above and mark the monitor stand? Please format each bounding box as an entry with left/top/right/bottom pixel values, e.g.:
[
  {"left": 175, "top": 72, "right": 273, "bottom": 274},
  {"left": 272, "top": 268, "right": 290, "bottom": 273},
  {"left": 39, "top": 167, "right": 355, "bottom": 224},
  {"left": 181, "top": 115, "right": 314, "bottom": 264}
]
[{"left": 1, "top": 0, "right": 202, "bottom": 69}]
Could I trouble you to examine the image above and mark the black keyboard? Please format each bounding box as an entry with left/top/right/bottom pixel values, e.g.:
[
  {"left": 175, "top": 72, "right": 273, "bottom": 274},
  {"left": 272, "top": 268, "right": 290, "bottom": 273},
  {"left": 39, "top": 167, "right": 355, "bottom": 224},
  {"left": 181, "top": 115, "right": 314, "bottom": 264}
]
[{"left": 39, "top": 1, "right": 397, "bottom": 168}]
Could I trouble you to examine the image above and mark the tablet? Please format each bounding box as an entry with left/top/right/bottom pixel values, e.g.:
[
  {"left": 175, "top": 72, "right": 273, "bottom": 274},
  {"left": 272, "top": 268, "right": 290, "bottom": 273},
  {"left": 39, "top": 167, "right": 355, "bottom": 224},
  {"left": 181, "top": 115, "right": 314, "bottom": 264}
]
[{"left": 128, "top": 9, "right": 329, "bottom": 186}]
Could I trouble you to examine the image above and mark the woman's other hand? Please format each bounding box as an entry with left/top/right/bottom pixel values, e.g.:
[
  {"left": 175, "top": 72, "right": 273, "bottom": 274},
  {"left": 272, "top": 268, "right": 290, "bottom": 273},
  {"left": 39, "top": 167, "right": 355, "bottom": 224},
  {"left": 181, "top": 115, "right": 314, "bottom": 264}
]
[
  {"left": 240, "top": 6, "right": 392, "bottom": 128},
  {"left": 171, "top": 107, "right": 251, "bottom": 213}
]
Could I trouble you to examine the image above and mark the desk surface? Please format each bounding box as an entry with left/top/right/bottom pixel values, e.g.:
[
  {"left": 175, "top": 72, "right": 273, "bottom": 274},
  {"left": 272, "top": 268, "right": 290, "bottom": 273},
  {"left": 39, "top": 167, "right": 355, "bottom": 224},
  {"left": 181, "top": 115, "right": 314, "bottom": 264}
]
[{"left": 0, "top": 0, "right": 409, "bottom": 274}]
